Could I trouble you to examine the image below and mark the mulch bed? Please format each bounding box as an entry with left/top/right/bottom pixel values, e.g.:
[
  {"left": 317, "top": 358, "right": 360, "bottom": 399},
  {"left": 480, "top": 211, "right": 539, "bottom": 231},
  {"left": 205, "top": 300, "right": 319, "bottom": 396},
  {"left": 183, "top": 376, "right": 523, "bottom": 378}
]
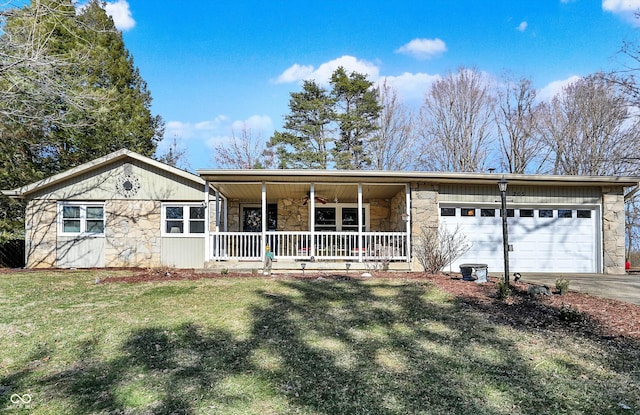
[{"left": 94, "top": 268, "right": 640, "bottom": 341}]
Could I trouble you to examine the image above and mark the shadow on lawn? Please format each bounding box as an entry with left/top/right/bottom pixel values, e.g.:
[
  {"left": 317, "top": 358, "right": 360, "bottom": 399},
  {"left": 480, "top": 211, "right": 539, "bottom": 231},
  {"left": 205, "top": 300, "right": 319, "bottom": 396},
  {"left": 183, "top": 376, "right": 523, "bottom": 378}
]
[{"left": 7, "top": 279, "right": 638, "bottom": 414}]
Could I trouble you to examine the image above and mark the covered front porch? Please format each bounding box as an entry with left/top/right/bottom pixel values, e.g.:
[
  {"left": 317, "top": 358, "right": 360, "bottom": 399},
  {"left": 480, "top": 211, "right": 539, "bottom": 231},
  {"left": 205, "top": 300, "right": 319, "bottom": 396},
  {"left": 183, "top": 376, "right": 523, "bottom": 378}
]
[{"left": 199, "top": 170, "right": 412, "bottom": 268}]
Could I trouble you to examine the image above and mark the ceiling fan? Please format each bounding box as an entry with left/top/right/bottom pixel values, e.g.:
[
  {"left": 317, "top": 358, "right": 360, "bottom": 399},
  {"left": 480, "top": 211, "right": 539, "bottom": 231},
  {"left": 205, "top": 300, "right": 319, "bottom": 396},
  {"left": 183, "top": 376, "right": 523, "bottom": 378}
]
[{"left": 302, "top": 192, "right": 328, "bottom": 205}]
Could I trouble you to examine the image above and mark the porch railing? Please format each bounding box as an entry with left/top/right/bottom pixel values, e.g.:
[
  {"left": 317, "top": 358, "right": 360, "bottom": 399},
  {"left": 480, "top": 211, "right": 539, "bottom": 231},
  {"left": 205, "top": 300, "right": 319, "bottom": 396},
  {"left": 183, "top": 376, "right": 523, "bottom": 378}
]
[{"left": 210, "top": 231, "right": 408, "bottom": 262}]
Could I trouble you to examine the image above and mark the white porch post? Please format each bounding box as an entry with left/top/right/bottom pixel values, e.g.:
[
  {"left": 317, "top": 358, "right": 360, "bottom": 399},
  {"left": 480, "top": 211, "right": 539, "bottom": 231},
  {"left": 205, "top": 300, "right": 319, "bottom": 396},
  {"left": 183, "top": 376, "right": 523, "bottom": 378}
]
[
  {"left": 215, "top": 189, "right": 220, "bottom": 233},
  {"left": 405, "top": 184, "right": 411, "bottom": 263},
  {"left": 204, "top": 181, "right": 210, "bottom": 263},
  {"left": 223, "top": 196, "right": 228, "bottom": 232},
  {"left": 358, "top": 183, "right": 363, "bottom": 262},
  {"left": 262, "top": 182, "right": 267, "bottom": 260},
  {"left": 310, "top": 183, "right": 315, "bottom": 256}
]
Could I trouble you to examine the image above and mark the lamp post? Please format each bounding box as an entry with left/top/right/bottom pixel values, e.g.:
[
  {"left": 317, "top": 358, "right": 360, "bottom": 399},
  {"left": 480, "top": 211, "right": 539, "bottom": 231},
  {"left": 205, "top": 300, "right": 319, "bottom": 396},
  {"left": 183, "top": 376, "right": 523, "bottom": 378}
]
[{"left": 498, "top": 176, "right": 510, "bottom": 286}]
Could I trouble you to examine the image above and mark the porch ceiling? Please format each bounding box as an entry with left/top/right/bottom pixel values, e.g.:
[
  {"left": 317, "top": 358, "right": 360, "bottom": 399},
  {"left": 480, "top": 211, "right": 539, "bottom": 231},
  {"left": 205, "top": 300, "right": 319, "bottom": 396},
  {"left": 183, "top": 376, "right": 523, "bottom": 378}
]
[{"left": 211, "top": 182, "right": 406, "bottom": 202}]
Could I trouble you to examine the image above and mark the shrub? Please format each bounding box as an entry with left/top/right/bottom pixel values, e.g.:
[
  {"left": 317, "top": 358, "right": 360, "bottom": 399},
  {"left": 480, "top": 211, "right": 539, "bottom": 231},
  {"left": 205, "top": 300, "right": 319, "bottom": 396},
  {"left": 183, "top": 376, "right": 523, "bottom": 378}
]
[
  {"left": 555, "top": 278, "right": 570, "bottom": 295},
  {"left": 496, "top": 279, "right": 511, "bottom": 300},
  {"left": 414, "top": 224, "right": 471, "bottom": 274},
  {"left": 559, "top": 304, "right": 583, "bottom": 322}
]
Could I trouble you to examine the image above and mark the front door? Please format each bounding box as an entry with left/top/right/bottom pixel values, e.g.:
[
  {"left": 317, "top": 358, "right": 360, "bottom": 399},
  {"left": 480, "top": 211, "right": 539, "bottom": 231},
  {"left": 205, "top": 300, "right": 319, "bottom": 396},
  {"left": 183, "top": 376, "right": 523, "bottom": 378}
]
[
  {"left": 242, "top": 207, "right": 262, "bottom": 232},
  {"left": 242, "top": 205, "right": 278, "bottom": 256}
]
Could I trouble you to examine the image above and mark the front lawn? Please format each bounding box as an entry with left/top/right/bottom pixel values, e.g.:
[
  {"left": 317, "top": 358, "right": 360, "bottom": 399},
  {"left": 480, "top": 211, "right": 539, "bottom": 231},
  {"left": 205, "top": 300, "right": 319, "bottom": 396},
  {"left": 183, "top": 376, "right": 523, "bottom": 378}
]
[{"left": 0, "top": 270, "right": 638, "bottom": 414}]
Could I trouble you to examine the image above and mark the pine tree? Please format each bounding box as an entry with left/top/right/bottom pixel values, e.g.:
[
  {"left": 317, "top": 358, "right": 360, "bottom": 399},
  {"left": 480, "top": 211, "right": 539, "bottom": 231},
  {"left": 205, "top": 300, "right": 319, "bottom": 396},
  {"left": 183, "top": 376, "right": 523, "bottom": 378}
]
[
  {"left": 330, "top": 67, "right": 382, "bottom": 170},
  {"left": 57, "top": 0, "right": 163, "bottom": 169},
  {"left": 268, "top": 80, "right": 334, "bottom": 169}
]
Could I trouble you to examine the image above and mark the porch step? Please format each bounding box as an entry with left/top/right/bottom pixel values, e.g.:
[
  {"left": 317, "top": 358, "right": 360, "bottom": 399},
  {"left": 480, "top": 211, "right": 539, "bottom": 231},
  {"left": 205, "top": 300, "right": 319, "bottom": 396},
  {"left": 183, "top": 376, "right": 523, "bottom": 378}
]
[{"left": 203, "top": 259, "right": 412, "bottom": 274}]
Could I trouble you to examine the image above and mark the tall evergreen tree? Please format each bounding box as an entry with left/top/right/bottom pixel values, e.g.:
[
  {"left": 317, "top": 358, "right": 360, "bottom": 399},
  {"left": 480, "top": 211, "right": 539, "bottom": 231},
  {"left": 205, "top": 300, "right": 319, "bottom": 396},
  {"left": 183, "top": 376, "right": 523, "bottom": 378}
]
[
  {"left": 330, "top": 67, "right": 382, "bottom": 170},
  {"left": 55, "top": 0, "right": 163, "bottom": 169},
  {"left": 0, "top": 0, "right": 163, "bottom": 240},
  {"left": 0, "top": 0, "right": 162, "bottom": 176},
  {"left": 268, "top": 80, "right": 334, "bottom": 169}
]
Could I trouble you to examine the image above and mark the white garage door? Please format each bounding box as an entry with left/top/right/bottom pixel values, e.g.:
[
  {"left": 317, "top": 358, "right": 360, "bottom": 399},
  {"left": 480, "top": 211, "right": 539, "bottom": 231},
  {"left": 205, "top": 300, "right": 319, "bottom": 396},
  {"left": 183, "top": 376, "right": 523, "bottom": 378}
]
[{"left": 439, "top": 206, "right": 599, "bottom": 273}]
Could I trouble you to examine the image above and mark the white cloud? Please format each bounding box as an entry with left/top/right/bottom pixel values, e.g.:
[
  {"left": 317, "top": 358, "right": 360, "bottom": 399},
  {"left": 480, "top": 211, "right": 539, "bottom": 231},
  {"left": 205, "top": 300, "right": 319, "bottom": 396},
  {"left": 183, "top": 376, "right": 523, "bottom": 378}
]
[
  {"left": 275, "top": 64, "right": 315, "bottom": 83},
  {"left": 379, "top": 72, "right": 442, "bottom": 101},
  {"left": 104, "top": 0, "right": 135, "bottom": 31},
  {"left": 275, "top": 55, "right": 443, "bottom": 102},
  {"left": 274, "top": 55, "right": 380, "bottom": 84},
  {"left": 603, "top": 0, "right": 640, "bottom": 26},
  {"left": 164, "top": 117, "right": 225, "bottom": 141},
  {"left": 161, "top": 115, "right": 273, "bottom": 152},
  {"left": 537, "top": 75, "right": 582, "bottom": 102},
  {"left": 205, "top": 115, "right": 274, "bottom": 150},
  {"left": 517, "top": 21, "right": 528, "bottom": 32},
  {"left": 395, "top": 38, "right": 447, "bottom": 60},
  {"left": 230, "top": 115, "right": 274, "bottom": 133}
]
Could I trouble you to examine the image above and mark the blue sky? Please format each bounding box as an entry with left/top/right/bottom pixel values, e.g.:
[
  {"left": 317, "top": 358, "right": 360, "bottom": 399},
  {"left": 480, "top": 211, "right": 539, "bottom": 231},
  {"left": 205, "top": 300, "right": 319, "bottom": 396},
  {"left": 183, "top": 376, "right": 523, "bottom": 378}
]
[{"left": 100, "top": 0, "right": 640, "bottom": 171}]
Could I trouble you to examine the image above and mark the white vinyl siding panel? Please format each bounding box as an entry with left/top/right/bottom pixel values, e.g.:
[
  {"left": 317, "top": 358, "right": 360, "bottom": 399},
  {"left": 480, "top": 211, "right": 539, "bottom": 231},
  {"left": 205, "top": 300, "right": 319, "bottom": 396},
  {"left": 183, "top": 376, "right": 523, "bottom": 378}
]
[
  {"left": 438, "top": 184, "right": 602, "bottom": 205},
  {"left": 161, "top": 238, "right": 205, "bottom": 268},
  {"left": 30, "top": 160, "right": 205, "bottom": 201},
  {"left": 57, "top": 237, "right": 105, "bottom": 268}
]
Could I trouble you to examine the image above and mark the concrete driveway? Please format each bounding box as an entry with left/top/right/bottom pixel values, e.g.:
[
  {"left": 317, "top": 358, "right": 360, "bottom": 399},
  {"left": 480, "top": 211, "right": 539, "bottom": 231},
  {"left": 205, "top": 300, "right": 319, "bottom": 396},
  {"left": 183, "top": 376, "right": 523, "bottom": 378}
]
[{"left": 514, "top": 273, "right": 640, "bottom": 305}]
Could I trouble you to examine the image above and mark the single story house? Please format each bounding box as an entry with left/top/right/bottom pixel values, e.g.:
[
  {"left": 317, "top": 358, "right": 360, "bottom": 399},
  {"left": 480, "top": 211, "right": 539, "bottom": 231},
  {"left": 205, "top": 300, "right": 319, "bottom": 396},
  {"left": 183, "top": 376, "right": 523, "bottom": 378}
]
[{"left": 3, "top": 149, "right": 638, "bottom": 274}]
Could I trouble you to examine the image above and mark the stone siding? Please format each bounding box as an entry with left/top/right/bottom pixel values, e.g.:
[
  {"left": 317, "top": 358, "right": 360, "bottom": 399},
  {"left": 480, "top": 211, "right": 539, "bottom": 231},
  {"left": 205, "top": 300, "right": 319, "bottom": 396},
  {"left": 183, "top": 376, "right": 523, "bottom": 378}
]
[
  {"left": 104, "top": 200, "right": 162, "bottom": 267},
  {"left": 25, "top": 200, "right": 58, "bottom": 268},
  {"left": 278, "top": 199, "right": 309, "bottom": 231},
  {"left": 410, "top": 183, "right": 440, "bottom": 271},
  {"left": 226, "top": 195, "right": 406, "bottom": 232},
  {"left": 389, "top": 189, "right": 408, "bottom": 232},
  {"left": 602, "top": 189, "right": 626, "bottom": 274}
]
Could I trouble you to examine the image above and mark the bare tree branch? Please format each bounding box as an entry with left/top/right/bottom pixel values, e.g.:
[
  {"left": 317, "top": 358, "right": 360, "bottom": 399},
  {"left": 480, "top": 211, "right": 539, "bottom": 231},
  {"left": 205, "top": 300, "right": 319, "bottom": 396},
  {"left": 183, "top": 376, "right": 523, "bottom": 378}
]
[
  {"left": 417, "top": 67, "right": 496, "bottom": 172},
  {"left": 214, "top": 123, "right": 275, "bottom": 169},
  {"left": 538, "top": 73, "right": 639, "bottom": 176},
  {"left": 495, "top": 75, "right": 548, "bottom": 173},
  {"left": 0, "top": 0, "right": 110, "bottom": 129},
  {"left": 368, "top": 80, "right": 418, "bottom": 170}
]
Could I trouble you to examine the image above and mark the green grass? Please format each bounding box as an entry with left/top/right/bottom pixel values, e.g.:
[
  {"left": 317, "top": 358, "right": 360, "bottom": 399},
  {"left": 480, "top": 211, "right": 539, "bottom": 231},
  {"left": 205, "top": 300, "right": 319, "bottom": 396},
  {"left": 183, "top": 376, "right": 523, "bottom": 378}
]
[{"left": 0, "top": 270, "right": 639, "bottom": 414}]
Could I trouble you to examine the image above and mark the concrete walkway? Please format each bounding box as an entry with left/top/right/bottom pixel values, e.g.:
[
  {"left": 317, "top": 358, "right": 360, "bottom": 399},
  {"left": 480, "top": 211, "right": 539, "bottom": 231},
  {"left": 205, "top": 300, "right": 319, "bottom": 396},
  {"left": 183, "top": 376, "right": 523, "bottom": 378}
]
[{"left": 512, "top": 273, "right": 640, "bottom": 306}]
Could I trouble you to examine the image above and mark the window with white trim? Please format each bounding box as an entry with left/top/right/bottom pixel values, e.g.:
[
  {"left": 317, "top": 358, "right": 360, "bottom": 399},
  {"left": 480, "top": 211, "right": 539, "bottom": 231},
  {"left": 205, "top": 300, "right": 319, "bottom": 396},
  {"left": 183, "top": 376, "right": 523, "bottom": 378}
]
[
  {"left": 313, "top": 204, "right": 369, "bottom": 231},
  {"left": 58, "top": 203, "right": 105, "bottom": 235},
  {"left": 162, "top": 204, "right": 206, "bottom": 235}
]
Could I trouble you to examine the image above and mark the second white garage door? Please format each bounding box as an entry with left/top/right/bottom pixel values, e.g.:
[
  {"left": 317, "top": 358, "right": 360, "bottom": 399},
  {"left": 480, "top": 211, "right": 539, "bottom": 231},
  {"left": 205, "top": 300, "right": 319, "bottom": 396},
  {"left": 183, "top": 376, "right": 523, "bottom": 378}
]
[{"left": 439, "top": 206, "right": 600, "bottom": 273}]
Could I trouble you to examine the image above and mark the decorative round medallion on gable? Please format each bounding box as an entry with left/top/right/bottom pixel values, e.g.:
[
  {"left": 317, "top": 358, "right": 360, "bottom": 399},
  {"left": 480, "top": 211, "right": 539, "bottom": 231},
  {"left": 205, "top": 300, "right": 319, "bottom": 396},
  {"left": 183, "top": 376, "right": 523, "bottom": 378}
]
[{"left": 115, "top": 174, "right": 141, "bottom": 198}]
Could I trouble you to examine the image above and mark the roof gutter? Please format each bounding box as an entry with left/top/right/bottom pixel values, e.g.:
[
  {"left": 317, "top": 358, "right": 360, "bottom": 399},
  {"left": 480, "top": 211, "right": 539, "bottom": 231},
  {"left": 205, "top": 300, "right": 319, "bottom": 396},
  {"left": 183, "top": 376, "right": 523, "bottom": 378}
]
[{"left": 1, "top": 190, "right": 22, "bottom": 199}]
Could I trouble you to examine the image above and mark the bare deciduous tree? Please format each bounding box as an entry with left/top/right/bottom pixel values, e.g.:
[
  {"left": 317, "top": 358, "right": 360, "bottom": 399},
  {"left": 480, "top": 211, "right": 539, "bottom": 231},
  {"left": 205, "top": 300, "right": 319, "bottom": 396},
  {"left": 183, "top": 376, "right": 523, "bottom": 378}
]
[
  {"left": 156, "top": 137, "right": 189, "bottom": 170},
  {"left": 495, "top": 76, "right": 547, "bottom": 173},
  {"left": 417, "top": 67, "right": 496, "bottom": 172},
  {"left": 611, "top": 39, "right": 640, "bottom": 108},
  {"left": 538, "top": 73, "right": 638, "bottom": 176},
  {"left": 214, "top": 123, "right": 275, "bottom": 169},
  {"left": 368, "top": 81, "right": 418, "bottom": 171}
]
